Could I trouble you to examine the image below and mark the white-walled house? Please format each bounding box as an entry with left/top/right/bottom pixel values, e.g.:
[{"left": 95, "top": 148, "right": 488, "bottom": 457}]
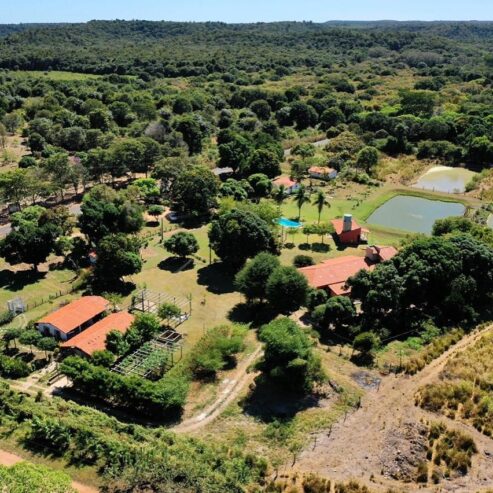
[
  {"left": 36, "top": 296, "right": 109, "bottom": 341},
  {"left": 308, "top": 166, "right": 338, "bottom": 180},
  {"left": 272, "top": 176, "right": 301, "bottom": 194}
]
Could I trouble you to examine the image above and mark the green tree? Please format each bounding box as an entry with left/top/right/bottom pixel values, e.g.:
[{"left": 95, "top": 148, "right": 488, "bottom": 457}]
[
  {"left": 164, "top": 232, "right": 199, "bottom": 259},
  {"left": 2, "top": 327, "right": 21, "bottom": 350},
  {"left": 36, "top": 337, "right": 58, "bottom": 358},
  {"left": 0, "top": 221, "right": 59, "bottom": 271},
  {"left": 171, "top": 166, "right": 219, "bottom": 217},
  {"left": 399, "top": 89, "right": 436, "bottom": 117},
  {"left": 356, "top": 146, "right": 379, "bottom": 173},
  {"left": 247, "top": 149, "right": 281, "bottom": 178},
  {"left": 258, "top": 317, "right": 323, "bottom": 392},
  {"left": 266, "top": 266, "right": 309, "bottom": 314},
  {"left": 0, "top": 169, "right": 31, "bottom": 205},
  {"left": 248, "top": 173, "right": 272, "bottom": 197},
  {"left": 235, "top": 252, "right": 281, "bottom": 303},
  {"left": 290, "top": 102, "right": 318, "bottom": 130},
  {"left": 158, "top": 303, "right": 182, "bottom": 326},
  {"left": 353, "top": 331, "right": 380, "bottom": 357},
  {"left": 209, "top": 209, "right": 277, "bottom": 268},
  {"left": 91, "top": 350, "right": 115, "bottom": 368},
  {"left": 174, "top": 115, "right": 209, "bottom": 155},
  {"left": 95, "top": 233, "right": 142, "bottom": 284},
  {"left": 79, "top": 185, "right": 144, "bottom": 244},
  {"left": 19, "top": 329, "right": 42, "bottom": 354},
  {"left": 294, "top": 185, "right": 309, "bottom": 220}
]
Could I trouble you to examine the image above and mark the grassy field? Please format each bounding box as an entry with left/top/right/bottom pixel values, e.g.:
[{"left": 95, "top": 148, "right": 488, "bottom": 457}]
[{"left": 9, "top": 70, "right": 100, "bottom": 81}]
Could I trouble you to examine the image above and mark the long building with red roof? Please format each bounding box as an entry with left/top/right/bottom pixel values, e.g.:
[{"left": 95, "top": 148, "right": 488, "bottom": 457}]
[
  {"left": 36, "top": 296, "right": 109, "bottom": 341},
  {"left": 61, "top": 311, "right": 135, "bottom": 357},
  {"left": 298, "top": 246, "right": 398, "bottom": 296}
]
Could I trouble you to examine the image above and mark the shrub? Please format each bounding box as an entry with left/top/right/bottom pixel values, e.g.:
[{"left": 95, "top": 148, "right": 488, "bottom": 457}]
[
  {"left": 0, "top": 354, "right": 31, "bottom": 378},
  {"left": 293, "top": 254, "right": 315, "bottom": 268},
  {"left": 188, "top": 325, "right": 247, "bottom": 380}
]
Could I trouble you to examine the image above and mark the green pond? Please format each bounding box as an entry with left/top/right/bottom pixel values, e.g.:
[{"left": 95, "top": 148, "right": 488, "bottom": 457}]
[
  {"left": 367, "top": 195, "right": 466, "bottom": 234},
  {"left": 413, "top": 166, "right": 476, "bottom": 194}
]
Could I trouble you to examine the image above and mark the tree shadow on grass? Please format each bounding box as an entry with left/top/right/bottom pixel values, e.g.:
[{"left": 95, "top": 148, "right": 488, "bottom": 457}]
[
  {"left": 158, "top": 257, "right": 195, "bottom": 273},
  {"left": 228, "top": 302, "right": 277, "bottom": 327},
  {"left": 196, "top": 263, "right": 235, "bottom": 294},
  {"left": 0, "top": 269, "right": 46, "bottom": 292},
  {"left": 241, "top": 378, "right": 320, "bottom": 422}
]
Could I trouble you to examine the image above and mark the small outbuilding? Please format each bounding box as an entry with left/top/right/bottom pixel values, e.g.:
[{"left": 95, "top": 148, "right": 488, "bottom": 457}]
[
  {"left": 308, "top": 166, "right": 338, "bottom": 180},
  {"left": 331, "top": 214, "right": 369, "bottom": 245},
  {"left": 272, "top": 176, "right": 300, "bottom": 194}
]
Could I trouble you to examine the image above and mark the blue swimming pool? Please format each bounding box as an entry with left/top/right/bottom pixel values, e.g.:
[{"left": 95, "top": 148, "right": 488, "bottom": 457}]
[{"left": 278, "top": 217, "right": 302, "bottom": 228}]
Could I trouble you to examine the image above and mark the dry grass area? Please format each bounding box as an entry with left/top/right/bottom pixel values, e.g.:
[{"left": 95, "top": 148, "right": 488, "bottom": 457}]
[
  {"left": 192, "top": 345, "right": 361, "bottom": 469},
  {"left": 374, "top": 155, "right": 430, "bottom": 185},
  {"left": 0, "top": 134, "right": 28, "bottom": 171},
  {"left": 417, "top": 330, "right": 493, "bottom": 437}
]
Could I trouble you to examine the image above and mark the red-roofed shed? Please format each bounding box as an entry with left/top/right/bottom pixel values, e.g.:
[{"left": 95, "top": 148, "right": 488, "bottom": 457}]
[{"left": 61, "top": 311, "right": 134, "bottom": 357}]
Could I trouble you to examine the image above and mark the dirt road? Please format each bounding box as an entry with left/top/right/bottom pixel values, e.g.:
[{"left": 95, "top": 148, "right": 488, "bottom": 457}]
[
  {"left": 173, "top": 346, "right": 262, "bottom": 433},
  {"left": 296, "top": 325, "right": 493, "bottom": 492},
  {"left": 0, "top": 449, "right": 99, "bottom": 493}
]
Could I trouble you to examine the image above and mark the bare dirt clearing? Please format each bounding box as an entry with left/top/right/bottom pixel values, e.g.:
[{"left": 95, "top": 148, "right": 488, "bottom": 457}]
[{"left": 296, "top": 325, "right": 493, "bottom": 492}]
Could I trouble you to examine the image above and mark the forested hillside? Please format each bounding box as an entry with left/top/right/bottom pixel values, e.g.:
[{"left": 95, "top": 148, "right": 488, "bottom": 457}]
[{"left": 0, "top": 20, "right": 492, "bottom": 77}]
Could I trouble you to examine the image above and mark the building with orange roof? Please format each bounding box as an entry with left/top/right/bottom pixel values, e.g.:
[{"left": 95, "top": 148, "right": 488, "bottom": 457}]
[
  {"left": 272, "top": 175, "right": 300, "bottom": 194},
  {"left": 331, "top": 214, "right": 369, "bottom": 245},
  {"left": 36, "top": 296, "right": 109, "bottom": 341},
  {"left": 308, "top": 166, "right": 337, "bottom": 180},
  {"left": 298, "top": 246, "right": 397, "bottom": 296},
  {"left": 61, "top": 311, "right": 135, "bottom": 357}
]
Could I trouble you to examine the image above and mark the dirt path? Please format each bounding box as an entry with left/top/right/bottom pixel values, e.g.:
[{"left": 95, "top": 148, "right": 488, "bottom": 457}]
[
  {"left": 173, "top": 346, "right": 262, "bottom": 433},
  {"left": 296, "top": 325, "right": 493, "bottom": 492},
  {"left": 0, "top": 449, "right": 99, "bottom": 493}
]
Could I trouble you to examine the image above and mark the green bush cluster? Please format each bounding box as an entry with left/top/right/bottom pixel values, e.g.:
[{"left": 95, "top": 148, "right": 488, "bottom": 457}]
[
  {"left": 187, "top": 325, "right": 247, "bottom": 380},
  {"left": 60, "top": 356, "right": 188, "bottom": 418},
  {"left": 0, "top": 383, "right": 268, "bottom": 492}
]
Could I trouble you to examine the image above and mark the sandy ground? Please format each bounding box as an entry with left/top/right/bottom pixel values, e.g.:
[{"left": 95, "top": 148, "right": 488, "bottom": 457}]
[
  {"left": 296, "top": 325, "right": 493, "bottom": 492},
  {"left": 173, "top": 345, "right": 262, "bottom": 432}
]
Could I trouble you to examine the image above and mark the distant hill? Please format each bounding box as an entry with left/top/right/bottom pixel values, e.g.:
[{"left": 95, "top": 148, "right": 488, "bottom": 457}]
[{"left": 0, "top": 20, "right": 491, "bottom": 77}]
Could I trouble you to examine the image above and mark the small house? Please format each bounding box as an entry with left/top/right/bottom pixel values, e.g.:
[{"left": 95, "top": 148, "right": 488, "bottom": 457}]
[
  {"left": 61, "top": 311, "right": 134, "bottom": 358},
  {"left": 272, "top": 176, "right": 300, "bottom": 194},
  {"left": 331, "top": 214, "right": 369, "bottom": 245},
  {"left": 36, "top": 296, "right": 109, "bottom": 341},
  {"left": 212, "top": 167, "right": 234, "bottom": 181},
  {"left": 298, "top": 246, "right": 397, "bottom": 297},
  {"left": 308, "top": 166, "right": 338, "bottom": 181}
]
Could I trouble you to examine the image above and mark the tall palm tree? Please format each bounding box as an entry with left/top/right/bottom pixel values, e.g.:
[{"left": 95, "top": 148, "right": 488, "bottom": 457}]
[
  {"left": 273, "top": 185, "right": 286, "bottom": 206},
  {"left": 313, "top": 190, "right": 330, "bottom": 224},
  {"left": 294, "top": 185, "right": 309, "bottom": 221}
]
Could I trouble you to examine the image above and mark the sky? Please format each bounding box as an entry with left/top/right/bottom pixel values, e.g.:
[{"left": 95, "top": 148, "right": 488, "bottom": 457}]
[{"left": 3, "top": 0, "right": 493, "bottom": 24}]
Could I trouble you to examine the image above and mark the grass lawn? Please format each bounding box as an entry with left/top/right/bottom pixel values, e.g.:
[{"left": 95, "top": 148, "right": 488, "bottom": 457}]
[
  {"left": 0, "top": 258, "right": 77, "bottom": 319},
  {"left": 130, "top": 228, "right": 242, "bottom": 350}
]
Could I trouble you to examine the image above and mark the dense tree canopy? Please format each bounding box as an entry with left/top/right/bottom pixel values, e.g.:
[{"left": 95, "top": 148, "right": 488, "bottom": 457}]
[{"left": 209, "top": 209, "right": 277, "bottom": 268}]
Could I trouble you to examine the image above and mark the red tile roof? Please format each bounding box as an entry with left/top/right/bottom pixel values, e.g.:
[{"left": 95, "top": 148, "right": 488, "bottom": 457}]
[
  {"left": 273, "top": 176, "right": 297, "bottom": 187},
  {"left": 37, "top": 296, "right": 108, "bottom": 335},
  {"left": 376, "top": 246, "right": 398, "bottom": 262},
  {"left": 331, "top": 218, "right": 361, "bottom": 235},
  {"left": 61, "top": 311, "right": 135, "bottom": 356},
  {"left": 309, "top": 166, "right": 336, "bottom": 175},
  {"left": 299, "top": 255, "right": 373, "bottom": 292}
]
